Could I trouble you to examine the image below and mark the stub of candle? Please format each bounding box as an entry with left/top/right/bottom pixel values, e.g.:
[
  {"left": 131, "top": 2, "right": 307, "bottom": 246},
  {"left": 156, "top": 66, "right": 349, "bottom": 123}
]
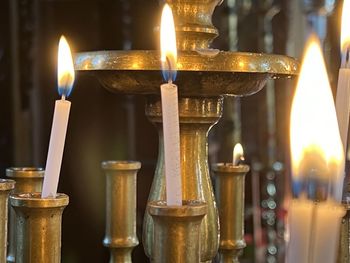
[
  {"left": 310, "top": 201, "right": 345, "bottom": 263},
  {"left": 161, "top": 82, "right": 182, "bottom": 206},
  {"left": 41, "top": 99, "right": 71, "bottom": 198},
  {"left": 286, "top": 198, "right": 313, "bottom": 263}
]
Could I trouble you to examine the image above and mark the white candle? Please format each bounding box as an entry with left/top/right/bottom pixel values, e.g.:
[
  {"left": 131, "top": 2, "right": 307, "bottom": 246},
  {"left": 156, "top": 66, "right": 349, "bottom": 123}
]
[
  {"left": 160, "top": 4, "right": 182, "bottom": 206},
  {"left": 335, "top": 0, "right": 350, "bottom": 200},
  {"left": 42, "top": 36, "right": 75, "bottom": 198},
  {"left": 286, "top": 199, "right": 313, "bottom": 263},
  {"left": 288, "top": 35, "right": 345, "bottom": 262},
  {"left": 310, "top": 200, "right": 345, "bottom": 263}
]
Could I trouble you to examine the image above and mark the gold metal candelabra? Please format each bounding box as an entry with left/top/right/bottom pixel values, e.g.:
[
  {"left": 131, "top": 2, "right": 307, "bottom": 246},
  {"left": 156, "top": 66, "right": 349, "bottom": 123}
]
[{"left": 74, "top": 0, "right": 298, "bottom": 261}]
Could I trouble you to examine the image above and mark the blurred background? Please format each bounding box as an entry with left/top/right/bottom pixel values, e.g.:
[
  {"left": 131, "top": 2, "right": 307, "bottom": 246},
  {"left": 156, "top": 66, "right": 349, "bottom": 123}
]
[{"left": 0, "top": 0, "right": 344, "bottom": 262}]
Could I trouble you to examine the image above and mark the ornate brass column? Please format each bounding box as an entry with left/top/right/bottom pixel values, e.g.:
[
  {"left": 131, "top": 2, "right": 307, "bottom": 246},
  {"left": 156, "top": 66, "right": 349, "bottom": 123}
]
[
  {"left": 102, "top": 161, "right": 141, "bottom": 263},
  {"left": 10, "top": 193, "right": 69, "bottom": 263},
  {"left": 143, "top": 96, "right": 222, "bottom": 262},
  {"left": 0, "top": 180, "right": 15, "bottom": 263},
  {"left": 6, "top": 167, "right": 44, "bottom": 263}
]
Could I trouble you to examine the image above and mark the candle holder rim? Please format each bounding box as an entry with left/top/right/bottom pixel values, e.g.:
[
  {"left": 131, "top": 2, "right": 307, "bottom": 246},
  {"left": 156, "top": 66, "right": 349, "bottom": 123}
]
[
  {"left": 0, "top": 179, "right": 15, "bottom": 191},
  {"left": 148, "top": 200, "right": 207, "bottom": 217},
  {"left": 10, "top": 192, "right": 69, "bottom": 208},
  {"left": 6, "top": 167, "right": 45, "bottom": 178},
  {"left": 101, "top": 160, "right": 141, "bottom": 170},
  {"left": 74, "top": 50, "right": 299, "bottom": 76},
  {"left": 219, "top": 240, "right": 246, "bottom": 250},
  {"left": 212, "top": 163, "right": 250, "bottom": 173}
]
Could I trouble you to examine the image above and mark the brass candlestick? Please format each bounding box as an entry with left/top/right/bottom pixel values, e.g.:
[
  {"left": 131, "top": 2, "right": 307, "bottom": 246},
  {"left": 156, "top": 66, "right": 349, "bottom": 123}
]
[
  {"left": 10, "top": 193, "right": 69, "bottom": 263},
  {"left": 74, "top": 0, "right": 298, "bottom": 261},
  {"left": 102, "top": 161, "right": 141, "bottom": 263},
  {"left": 6, "top": 167, "right": 44, "bottom": 263},
  {"left": 0, "top": 180, "right": 15, "bottom": 263},
  {"left": 212, "top": 163, "right": 250, "bottom": 263},
  {"left": 149, "top": 200, "right": 207, "bottom": 263}
]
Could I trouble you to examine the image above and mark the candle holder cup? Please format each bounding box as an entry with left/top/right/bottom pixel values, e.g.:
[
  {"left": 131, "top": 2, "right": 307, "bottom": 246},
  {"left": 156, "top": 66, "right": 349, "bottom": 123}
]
[
  {"left": 148, "top": 200, "right": 207, "bottom": 263},
  {"left": 212, "top": 163, "right": 250, "bottom": 263},
  {"left": 0, "top": 180, "right": 15, "bottom": 263},
  {"left": 6, "top": 167, "right": 44, "bottom": 263},
  {"left": 10, "top": 192, "right": 69, "bottom": 263},
  {"left": 102, "top": 161, "right": 141, "bottom": 263}
]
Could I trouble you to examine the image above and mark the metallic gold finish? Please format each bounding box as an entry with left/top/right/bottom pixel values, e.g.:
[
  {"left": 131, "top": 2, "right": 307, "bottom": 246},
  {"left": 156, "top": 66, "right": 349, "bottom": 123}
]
[
  {"left": 0, "top": 180, "right": 15, "bottom": 263},
  {"left": 10, "top": 193, "right": 69, "bottom": 263},
  {"left": 148, "top": 200, "right": 207, "bottom": 263},
  {"left": 6, "top": 167, "right": 44, "bottom": 263},
  {"left": 212, "top": 163, "right": 250, "bottom": 263},
  {"left": 143, "top": 96, "right": 222, "bottom": 262},
  {"left": 101, "top": 161, "right": 141, "bottom": 263},
  {"left": 337, "top": 203, "right": 350, "bottom": 263},
  {"left": 74, "top": 50, "right": 298, "bottom": 96}
]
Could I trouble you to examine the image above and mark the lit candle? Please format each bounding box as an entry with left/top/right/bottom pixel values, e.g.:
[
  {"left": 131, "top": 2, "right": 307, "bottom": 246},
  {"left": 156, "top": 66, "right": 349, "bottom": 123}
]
[
  {"left": 335, "top": 0, "right": 350, "bottom": 200},
  {"left": 160, "top": 4, "right": 182, "bottom": 206},
  {"left": 233, "top": 143, "right": 244, "bottom": 165},
  {"left": 287, "top": 35, "right": 345, "bottom": 263},
  {"left": 41, "top": 36, "right": 75, "bottom": 198}
]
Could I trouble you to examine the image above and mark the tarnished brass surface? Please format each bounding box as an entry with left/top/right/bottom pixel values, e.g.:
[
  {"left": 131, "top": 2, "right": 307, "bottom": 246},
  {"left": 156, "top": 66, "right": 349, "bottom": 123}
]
[
  {"left": 101, "top": 161, "right": 141, "bottom": 263},
  {"left": 143, "top": 96, "right": 222, "bottom": 262},
  {"left": 0, "top": 180, "right": 15, "bottom": 263},
  {"left": 149, "top": 200, "right": 207, "bottom": 263},
  {"left": 212, "top": 163, "right": 250, "bottom": 263},
  {"left": 10, "top": 193, "right": 69, "bottom": 263},
  {"left": 337, "top": 202, "right": 350, "bottom": 263},
  {"left": 167, "top": 0, "right": 222, "bottom": 50},
  {"left": 6, "top": 167, "right": 44, "bottom": 263},
  {"left": 74, "top": 50, "right": 298, "bottom": 96}
]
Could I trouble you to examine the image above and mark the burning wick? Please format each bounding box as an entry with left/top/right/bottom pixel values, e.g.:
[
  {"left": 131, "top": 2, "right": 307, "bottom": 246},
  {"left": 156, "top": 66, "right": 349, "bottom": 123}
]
[{"left": 166, "top": 56, "right": 173, "bottom": 83}]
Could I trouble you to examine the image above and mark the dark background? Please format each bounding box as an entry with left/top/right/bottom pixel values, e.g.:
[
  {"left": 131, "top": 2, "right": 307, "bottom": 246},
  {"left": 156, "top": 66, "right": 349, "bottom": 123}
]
[{"left": 0, "top": 0, "right": 343, "bottom": 262}]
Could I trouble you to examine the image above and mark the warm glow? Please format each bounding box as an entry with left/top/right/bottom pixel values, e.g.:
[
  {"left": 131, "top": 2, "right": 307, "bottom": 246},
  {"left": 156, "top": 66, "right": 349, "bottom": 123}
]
[
  {"left": 160, "top": 4, "right": 177, "bottom": 81},
  {"left": 341, "top": 0, "right": 350, "bottom": 52},
  {"left": 290, "top": 35, "right": 344, "bottom": 195},
  {"left": 233, "top": 143, "right": 244, "bottom": 165},
  {"left": 57, "top": 35, "right": 75, "bottom": 98}
]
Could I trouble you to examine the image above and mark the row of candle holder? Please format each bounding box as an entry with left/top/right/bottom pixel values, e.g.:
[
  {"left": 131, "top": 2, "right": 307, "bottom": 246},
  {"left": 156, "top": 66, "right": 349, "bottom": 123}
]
[{"left": 0, "top": 161, "right": 249, "bottom": 263}]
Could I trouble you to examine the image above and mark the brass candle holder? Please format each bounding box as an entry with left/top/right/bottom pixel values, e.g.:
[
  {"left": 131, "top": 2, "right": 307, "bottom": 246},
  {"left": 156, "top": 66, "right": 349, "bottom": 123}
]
[
  {"left": 6, "top": 167, "right": 44, "bottom": 263},
  {"left": 101, "top": 161, "right": 141, "bottom": 263},
  {"left": 10, "top": 193, "right": 69, "bottom": 263},
  {"left": 148, "top": 200, "right": 207, "bottom": 263},
  {"left": 0, "top": 179, "right": 15, "bottom": 263},
  {"left": 74, "top": 0, "right": 298, "bottom": 261},
  {"left": 212, "top": 163, "right": 250, "bottom": 263}
]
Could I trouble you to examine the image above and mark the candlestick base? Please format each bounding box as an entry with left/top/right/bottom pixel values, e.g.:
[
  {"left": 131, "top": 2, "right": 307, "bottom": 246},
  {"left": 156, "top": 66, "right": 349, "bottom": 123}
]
[
  {"left": 0, "top": 180, "right": 15, "bottom": 263},
  {"left": 102, "top": 161, "right": 141, "bottom": 263},
  {"left": 10, "top": 192, "right": 69, "bottom": 263},
  {"left": 212, "top": 163, "right": 250, "bottom": 263},
  {"left": 6, "top": 167, "right": 44, "bottom": 263},
  {"left": 148, "top": 200, "right": 207, "bottom": 263}
]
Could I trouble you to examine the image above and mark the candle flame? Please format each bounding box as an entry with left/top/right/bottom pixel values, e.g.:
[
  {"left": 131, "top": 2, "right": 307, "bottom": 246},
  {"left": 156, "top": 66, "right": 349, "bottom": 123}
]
[
  {"left": 160, "top": 4, "right": 177, "bottom": 82},
  {"left": 233, "top": 143, "right": 244, "bottom": 165},
  {"left": 290, "top": 35, "right": 344, "bottom": 199},
  {"left": 341, "top": 0, "right": 350, "bottom": 54},
  {"left": 57, "top": 36, "right": 75, "bottom": 98}
]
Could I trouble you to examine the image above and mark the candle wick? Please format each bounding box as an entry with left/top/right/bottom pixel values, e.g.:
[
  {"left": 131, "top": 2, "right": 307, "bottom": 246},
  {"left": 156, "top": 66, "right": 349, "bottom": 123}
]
[
  {"left": 346, "top": 47, "right": 350, "bottom": 68},
  {"left": 61, "top": 94, "right": 66, "bottom": 101},
  {"left": 166, "top": 56, "right": 173, "bottom": 82}
]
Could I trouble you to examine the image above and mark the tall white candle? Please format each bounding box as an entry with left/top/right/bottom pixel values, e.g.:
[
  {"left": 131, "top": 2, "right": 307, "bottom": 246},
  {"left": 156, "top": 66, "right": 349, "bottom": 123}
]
[
  {"left": 288, "top": 35, "right": 345, "bottom": 262},
  {"left": 286, "top": 199, "right": 313, "bottom": 263},
  {"left": 310, "top": 200, "right": 345, "bottom": 263},
  {"left": 160, "top": 4, "right": 182, "bottom": 206},
  {"left": 42, "top": 36, "right": 75, "bottom": 198},
  {"left": 335, "top": 0, "right": 350, "bottom": 200}
]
